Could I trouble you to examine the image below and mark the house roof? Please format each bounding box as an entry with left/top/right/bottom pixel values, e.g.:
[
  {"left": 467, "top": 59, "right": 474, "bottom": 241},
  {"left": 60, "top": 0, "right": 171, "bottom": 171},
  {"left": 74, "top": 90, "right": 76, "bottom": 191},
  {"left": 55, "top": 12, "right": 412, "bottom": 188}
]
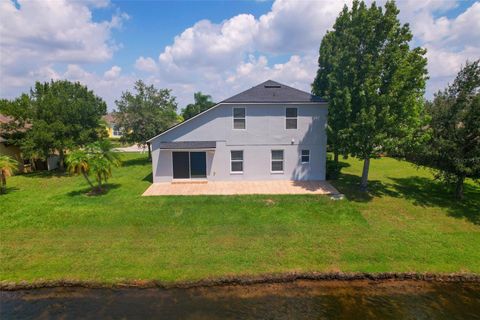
[
  {"left": 102, "top": 113, "right": 117, "bottom": 124},
  {"left": 0, "top": 114, "right": 13, "bottom": 124},
  {"left": 0, "top": 114, "right": 17, "bottom": 141},
  {"left": 148, "top": 80, "right": 326, "bottom": 143},
  {"left": 0, "top": 113, "right": 31, "bottom": 133},
  {"left": 221, "top": 80, "right": 326, "bottom": 103},
  {"left": 159, "top": 141, "right": 216, "bottom": 149}
]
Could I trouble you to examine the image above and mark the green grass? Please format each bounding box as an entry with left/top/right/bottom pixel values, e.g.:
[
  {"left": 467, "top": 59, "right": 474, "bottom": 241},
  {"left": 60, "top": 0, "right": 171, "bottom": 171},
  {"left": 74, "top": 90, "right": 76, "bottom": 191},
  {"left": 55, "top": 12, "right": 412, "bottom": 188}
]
[{"left": 1, "top": 153, "right": 479, "bottom": 283}]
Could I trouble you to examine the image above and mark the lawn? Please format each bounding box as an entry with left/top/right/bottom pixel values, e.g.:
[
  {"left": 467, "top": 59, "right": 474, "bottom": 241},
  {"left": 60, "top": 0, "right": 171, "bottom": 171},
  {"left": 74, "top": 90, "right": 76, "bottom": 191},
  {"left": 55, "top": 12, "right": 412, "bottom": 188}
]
[{"left": 1, "top": 153, "right": 479, "bottom": 283}]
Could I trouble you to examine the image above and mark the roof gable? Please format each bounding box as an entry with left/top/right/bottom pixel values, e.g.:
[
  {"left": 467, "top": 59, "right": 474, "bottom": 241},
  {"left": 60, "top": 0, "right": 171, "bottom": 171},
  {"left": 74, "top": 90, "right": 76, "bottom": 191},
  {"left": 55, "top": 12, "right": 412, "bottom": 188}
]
[
  {"left": 222, "top": 80, "right": 325, "bottom": 103},
  {"left": 148, "top": 80, "right": 326, "bottom": 142}
]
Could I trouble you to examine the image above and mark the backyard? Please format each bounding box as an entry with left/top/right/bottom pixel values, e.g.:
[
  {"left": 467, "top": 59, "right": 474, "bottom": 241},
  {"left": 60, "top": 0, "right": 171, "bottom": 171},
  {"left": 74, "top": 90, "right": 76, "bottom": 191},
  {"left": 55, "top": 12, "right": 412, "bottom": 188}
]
[{"left": 1, "top": 153, "right": 479, "bottom": 284}]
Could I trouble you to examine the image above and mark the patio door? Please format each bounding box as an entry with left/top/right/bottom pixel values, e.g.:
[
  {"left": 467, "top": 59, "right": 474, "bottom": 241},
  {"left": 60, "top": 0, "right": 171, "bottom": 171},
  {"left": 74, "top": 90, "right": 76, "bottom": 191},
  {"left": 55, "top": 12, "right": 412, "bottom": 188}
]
[
  {"left": 172, "top": 152, "right": 190, "bottom": 179},
  {"left": 172, "top": 151, "right": 206, "bottom": 179},
  {"left": 189, "top": 152, "right": 206, "bottom": 178}
]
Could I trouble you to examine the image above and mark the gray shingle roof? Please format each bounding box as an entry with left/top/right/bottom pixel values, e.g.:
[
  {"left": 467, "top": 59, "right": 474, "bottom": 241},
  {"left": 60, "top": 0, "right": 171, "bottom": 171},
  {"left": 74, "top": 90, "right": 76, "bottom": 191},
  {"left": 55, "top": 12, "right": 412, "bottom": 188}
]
[
  {"left": 159, "top": 141, "right": 216, "bottom": 149},
  {"left": 222, "top": 80, "right": 326, "bottom": 103}
]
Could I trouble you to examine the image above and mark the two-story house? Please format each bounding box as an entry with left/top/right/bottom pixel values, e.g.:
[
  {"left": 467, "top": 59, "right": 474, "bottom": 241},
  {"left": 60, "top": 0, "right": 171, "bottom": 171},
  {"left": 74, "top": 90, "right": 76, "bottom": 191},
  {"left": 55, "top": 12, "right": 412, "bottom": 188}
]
[
  {"left": 102, "top": 113, "right": 123, "bottom": 138},
  {"left": 147, "top": 80, "right": 327, "bottom": 183}
]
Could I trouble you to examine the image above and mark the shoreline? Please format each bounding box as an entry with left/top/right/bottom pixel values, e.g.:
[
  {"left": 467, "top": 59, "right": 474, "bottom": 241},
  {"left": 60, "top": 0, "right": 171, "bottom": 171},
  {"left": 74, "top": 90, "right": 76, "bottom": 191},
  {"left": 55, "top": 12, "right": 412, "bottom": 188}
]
[{"left": 2, "top": 272, "right": 480, "bottom": 291}]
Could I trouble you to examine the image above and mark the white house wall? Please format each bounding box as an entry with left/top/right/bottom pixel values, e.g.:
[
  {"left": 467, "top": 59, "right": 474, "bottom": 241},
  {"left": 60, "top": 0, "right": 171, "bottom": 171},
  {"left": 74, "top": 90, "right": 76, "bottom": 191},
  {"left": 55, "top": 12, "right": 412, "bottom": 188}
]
[{"left": 150, "top": 103, "right": 327, "bottom": 182}]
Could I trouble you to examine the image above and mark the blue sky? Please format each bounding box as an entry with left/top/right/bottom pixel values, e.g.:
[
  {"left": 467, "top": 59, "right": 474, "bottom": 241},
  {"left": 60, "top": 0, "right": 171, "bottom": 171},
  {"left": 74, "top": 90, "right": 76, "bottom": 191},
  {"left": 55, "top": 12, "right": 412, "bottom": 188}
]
[
  {"left": 1, "top": 0, "right": 479, "bottom": 110},
  {"left": 93, "top": 1, "right": 272, "bottom": 71}
]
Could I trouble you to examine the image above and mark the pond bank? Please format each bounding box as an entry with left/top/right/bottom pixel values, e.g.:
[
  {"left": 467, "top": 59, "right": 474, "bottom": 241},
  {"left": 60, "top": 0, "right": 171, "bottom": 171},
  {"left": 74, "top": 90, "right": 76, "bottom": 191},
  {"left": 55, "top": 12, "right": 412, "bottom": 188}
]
[
  {"left": 2, "top": 279, "right": 480, "bottom": 319},
  {"left": 2, "top": 272, "right": 480, "bottom": 291}
]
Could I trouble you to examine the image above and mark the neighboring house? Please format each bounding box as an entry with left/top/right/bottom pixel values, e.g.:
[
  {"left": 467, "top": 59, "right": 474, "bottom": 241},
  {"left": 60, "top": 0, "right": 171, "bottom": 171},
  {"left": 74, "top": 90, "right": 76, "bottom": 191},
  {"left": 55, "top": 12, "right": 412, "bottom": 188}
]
[
  {"left": 148, "top": 80, "right": 327, "bottom": 183},
  {"left": 103, "top": 113, "right": 123, "bottom": 138},
  {"left": 0, "top": 114, "right": 58, "bottom": 172},
  {"left": 0, "top": 114, "right": 25, "bottom": 172}
]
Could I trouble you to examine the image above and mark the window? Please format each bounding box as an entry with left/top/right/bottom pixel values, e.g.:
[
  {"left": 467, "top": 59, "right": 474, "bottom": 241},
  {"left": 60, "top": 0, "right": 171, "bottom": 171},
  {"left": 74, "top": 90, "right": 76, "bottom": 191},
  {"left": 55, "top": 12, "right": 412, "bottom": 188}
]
[
  {"left": 286, "top": 107, "right": 297, "bottom": 129},
  {"left": 271, "top": 150, "right": 284, "bottom": 172},
  {"left": 233, "top": 107, "right": 246, "bottom": 129},
  {"left": 301, "top": 150, "right": 310, "bottom": 163},
  {"left": 231, "top": 150, "right": 243, "bottom": 173},
  {"left": 113, "top": 125, "right": 122, "bottom": 137}
]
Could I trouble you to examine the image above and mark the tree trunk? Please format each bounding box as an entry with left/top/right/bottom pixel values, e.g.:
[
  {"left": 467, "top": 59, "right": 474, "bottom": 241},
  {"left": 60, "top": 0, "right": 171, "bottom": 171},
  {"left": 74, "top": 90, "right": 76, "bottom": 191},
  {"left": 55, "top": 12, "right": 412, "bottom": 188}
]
[
  {"left": 82, "top": 169, "right": 94, "bottom": 188},
  {"left": 58, "top": 149, "right": 65, "bottom": 171},
  {"left": 360, "top": 157, "right": 370, "bottom": 191},
  {"left": 31, "top": 158, "right": 37, "bottom": 171},
  {"left": 0, "top": 172, "right": 5, "bottom": 194},
  {"left": 147, "top": 142, "right": 152, "bottom": 160},
  {"left": 97, "top": 177, "right": 102, "bottom": 193},
  {"left": 455, "top": 176, "right": 465, "bottom": 200},
  {"left": 334, "top": 152, "right": 339, "bottom": 166}
]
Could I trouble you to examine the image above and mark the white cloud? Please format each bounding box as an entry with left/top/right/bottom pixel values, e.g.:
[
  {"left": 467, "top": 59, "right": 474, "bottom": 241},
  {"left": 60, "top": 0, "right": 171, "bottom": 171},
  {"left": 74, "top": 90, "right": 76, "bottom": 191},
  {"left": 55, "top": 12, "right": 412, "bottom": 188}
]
[
  {"left": 135, "top": 56, "right": 158, "bottom": 73},
  {"left": 0, "top": 0, "right": 128, "bottom": 98},
  {"left": 225, "top": 54, "right": 317, "bottom": 94},
  {"left": 157, "top": 14, "right": 258, "bottom": 79},
  {"left": 56, "top": 64, "right": 134, "bottom": 109},
  {"left": 104, "top": 65, "right": 122, "bottom": 80},
  {"left": 256, "top": 0, "right": 347, "bottom": 53},
  {"left": 1, "top": 0, "right": 479, "bottom": 109},
  {"left": 402, "top": 1, "right": 480, "bottom": 96},
  {"left": 139, "top": 0, "right": 480, "bottom": 104}
]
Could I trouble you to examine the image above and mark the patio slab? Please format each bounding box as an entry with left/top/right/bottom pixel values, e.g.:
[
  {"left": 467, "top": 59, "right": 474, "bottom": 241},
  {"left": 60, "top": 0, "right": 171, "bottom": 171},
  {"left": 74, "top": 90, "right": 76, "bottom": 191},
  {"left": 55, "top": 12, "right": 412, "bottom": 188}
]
[{"left": 142, "top": 180, "right": 339, "bottom": 196}]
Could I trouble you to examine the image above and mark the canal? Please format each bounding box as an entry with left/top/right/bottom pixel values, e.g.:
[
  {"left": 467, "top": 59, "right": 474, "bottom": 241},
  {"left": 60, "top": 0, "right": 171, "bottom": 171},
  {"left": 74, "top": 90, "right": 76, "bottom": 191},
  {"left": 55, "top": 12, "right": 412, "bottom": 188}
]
[{"left": 1, "top": 280, "right": 480, "bottom": 319}]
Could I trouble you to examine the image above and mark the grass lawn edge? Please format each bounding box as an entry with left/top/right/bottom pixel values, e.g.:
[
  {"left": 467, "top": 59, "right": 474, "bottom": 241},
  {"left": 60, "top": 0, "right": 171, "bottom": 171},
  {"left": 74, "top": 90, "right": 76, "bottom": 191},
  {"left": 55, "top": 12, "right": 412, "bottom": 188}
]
[{"left": 2, "top": 272, "right": 480, "bottom": 291}]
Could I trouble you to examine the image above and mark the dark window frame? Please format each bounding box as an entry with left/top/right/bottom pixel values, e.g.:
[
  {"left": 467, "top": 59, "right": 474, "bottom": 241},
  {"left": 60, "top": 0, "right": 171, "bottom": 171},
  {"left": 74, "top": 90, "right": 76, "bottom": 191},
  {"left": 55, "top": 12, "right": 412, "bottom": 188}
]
[
  {"left": 286, "top": 107, "right": 298, "bottom": 129},
  {"left": 230, "top": 150, "right": 244, "bottom": 173},
  {"left": 271, "top": 149, "right": 284, "bottom": 173},
  {"left": 233, "top": 107, "right": 246, "bottom": 130},
  {"left": 301, "top": 149, "right": 310, "bottom": 163}
]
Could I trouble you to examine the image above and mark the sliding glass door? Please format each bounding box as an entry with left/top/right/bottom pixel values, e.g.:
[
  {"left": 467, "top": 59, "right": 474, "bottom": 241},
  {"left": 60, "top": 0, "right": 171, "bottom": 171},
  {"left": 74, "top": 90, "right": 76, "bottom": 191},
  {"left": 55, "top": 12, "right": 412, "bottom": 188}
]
[{"left": 172, "top": 151, "right": 206, "bottom": 179}]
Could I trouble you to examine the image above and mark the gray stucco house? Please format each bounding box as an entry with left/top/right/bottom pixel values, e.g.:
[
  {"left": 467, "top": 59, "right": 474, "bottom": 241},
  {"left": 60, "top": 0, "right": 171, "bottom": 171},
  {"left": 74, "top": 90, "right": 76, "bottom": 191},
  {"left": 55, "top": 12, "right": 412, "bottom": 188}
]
[{"left": 147, "top": 80, "right": 327, "bottom": 183}]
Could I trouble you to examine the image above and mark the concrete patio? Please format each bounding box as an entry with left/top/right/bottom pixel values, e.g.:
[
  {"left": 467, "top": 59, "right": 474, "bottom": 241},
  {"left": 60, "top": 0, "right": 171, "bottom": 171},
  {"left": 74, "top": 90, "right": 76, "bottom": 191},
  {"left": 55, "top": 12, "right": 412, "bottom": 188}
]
[{"left": 142, "top": 180, "right": 339, "bottom": 196}]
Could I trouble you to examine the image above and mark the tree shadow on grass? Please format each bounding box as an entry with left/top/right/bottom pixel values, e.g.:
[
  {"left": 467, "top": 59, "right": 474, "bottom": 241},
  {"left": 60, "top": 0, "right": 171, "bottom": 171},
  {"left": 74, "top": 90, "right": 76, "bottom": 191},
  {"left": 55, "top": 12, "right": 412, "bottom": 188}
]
[
  {"left": 330, "top": 158, "right": 479, "bottom": 224},
  {"left": 21, "top": 170, "right": 67, "bottom": 179},
  {"left": 123, "top": 157, "right": 150, "bottom": 167},
  {"left": 331, "top": 173, "right": 399, "bottom": 202},
  {"left": 66, "top": 183, "right": 121, "bottom": 197},
  {"left": 0, "top": 186, "right": 19, "bottom": 195},
  {"left": 142, "top": 172, "right": 153, "bottom": 183},
  {"left": 389, "top": 176, "right": 480, "bottom": 225}
]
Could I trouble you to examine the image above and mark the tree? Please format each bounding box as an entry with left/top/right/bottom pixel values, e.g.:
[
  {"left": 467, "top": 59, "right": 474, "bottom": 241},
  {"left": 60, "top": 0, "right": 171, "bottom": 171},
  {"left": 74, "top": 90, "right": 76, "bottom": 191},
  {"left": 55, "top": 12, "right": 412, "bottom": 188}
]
[
  {"left": 0, "top": 80, "right": 107, "bottom": 170},
  {"left": 312, "top": 1, "right": 428, "bottom": 190},
  {"left": 65, "top": 149, "right": 94, "bottom": 189},
  {"left": 0, "top": 155, "right": 18, "bottom": 194},
  {"left": 115, "top": 80, "right": 178, "bottom": 159},
  {"left": 181, "top": 92, "right": 215, "bottom": 120},
  {"left": 413, "top": 60, "right": 480, "bottom": 199},
  {"left": 66, "top": 140, "right": 121, "bottom": 194},
  {"left": 312, "top": 25, "right": 351, "bottom": 168}
]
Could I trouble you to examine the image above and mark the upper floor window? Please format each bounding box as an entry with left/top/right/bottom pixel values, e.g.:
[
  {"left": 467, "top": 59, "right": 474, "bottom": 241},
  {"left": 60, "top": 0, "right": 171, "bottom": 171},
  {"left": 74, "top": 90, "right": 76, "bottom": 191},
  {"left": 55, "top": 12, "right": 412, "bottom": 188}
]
[
  {"left": 301, "top": 149, "right": 310, "bottom": 163},
  {"left": 233, "top": 107, "right": 246, "bottom": 129},
  {"left": 286, "top": 107, "right": 297, "bottom": 129}
]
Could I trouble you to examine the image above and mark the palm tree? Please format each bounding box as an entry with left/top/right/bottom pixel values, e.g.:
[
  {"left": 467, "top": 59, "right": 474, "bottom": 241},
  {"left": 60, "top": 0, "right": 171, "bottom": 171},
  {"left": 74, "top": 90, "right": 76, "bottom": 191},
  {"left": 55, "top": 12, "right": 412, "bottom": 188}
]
[
  {"left": 66, "top": 140, "right": 121, "bottom": 194},
  {"left": 65, "top": 149, "right": 94, "bottom": 189},
  {"left": 93, "top": 140, "right": 122, "bottom": 167},
  {"left": 0, "top": 155, "right": 18, "bottom": 194},
  {"left": 90, "top": 157, "right": 112, "bottom": 192}
]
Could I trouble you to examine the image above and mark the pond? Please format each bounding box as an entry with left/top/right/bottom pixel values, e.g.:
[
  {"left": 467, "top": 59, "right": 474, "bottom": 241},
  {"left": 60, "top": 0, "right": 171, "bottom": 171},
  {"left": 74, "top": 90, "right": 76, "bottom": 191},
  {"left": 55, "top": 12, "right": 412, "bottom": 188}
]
[{"left": 1, "top": 280, "right": 480, "bottom": 319}]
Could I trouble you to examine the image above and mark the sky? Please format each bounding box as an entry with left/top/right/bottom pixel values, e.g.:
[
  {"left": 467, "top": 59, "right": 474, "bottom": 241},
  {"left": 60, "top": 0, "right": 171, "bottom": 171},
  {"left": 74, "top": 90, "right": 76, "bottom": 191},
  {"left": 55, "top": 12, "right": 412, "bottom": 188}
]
[{"left": 1, "top": 0, "right": 479, "bottom": 111}]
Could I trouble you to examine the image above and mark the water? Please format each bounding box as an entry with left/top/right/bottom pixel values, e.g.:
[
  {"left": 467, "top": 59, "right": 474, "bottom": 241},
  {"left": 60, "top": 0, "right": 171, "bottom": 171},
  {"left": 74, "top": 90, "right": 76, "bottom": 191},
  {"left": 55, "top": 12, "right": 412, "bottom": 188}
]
[{"left": 1, "top": 280, "right": 480, "bottom": 319}]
